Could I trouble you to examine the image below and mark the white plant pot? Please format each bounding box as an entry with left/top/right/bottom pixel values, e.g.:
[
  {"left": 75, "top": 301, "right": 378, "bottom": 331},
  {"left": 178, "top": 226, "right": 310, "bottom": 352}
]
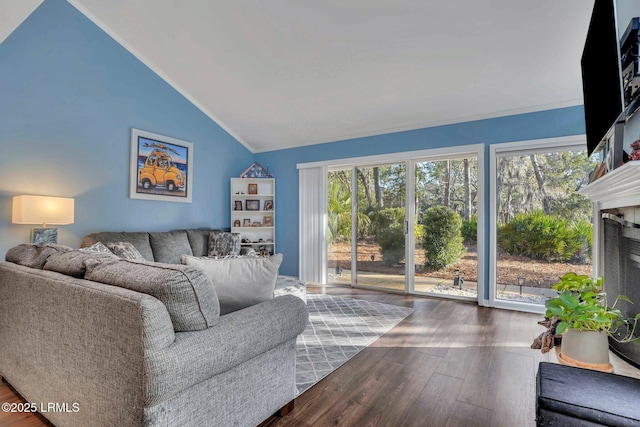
[{"left": 558, "top": 329, "right": 613, "bottom": 372}]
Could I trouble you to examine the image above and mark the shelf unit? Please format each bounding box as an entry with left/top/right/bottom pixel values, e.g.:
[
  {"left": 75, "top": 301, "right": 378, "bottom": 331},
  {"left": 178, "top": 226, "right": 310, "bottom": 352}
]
[{"left": 230, "top": 178, "right": 275, "bottom": 255}]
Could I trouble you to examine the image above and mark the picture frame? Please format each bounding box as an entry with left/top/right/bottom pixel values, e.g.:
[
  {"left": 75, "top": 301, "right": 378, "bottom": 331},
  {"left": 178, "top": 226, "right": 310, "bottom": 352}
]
[
  {"left": 243, "top": 218, "right": 251, "bottom": 227},
  {"left": 263, "top": 216, "right": 273, "bottom": 226},
  {"left": 264, "top": 200, "right": 273, "bottom": 211},
  {"left": 234, "top": 200, "right": 243, "bottom": 210},
  {"left": 246, "top": 200, "right": 260, "bottom": 211},
  {"left": 248, "top": 183, "right": 258, "bottom": 194},
  {"left": 129, "top": 128, "right": 193, "bottom": 203},
  {"left": 233, "top": 219, "right": 241, "bottom": 227}
]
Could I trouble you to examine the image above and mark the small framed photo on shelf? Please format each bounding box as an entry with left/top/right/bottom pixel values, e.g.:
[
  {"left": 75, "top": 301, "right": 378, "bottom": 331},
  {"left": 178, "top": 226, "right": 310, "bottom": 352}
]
[
  {"left": 243, "top": 218, "right": 251, "bottom": 227},
  {"left": 233, "top": 219, "right": 241, "bottom": 227},
  {"left": 248, "top": 183, "right": 258, "bottom": 194},
  {"left": 263, "top": 216, "right": 273, "bottom": 226},
  {"left": 246, "top": 200, "right": 260, "bottom": 211},
  {"left": 234, "top": 200, "right": 243, "bottom": 211},
  {"left": 264, "top": 200, "right": 273, "bottom": 211}
]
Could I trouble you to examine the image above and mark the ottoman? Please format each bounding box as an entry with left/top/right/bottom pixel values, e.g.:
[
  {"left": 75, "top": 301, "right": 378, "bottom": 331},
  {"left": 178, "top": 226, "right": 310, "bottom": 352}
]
[{"left": 536, "top": 362, "right": 640, "bottom": 426}]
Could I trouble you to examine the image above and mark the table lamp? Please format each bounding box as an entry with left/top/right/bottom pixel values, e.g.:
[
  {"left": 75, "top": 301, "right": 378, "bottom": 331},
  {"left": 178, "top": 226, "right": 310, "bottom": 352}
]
[{"left": 12, "top": 195, "right": 75, "bottom": 244}]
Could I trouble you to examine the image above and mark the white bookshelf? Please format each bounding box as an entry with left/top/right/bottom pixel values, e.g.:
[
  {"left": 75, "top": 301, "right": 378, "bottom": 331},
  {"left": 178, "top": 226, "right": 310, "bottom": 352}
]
[{"left": 230, "top": 178, "right": 275, "bottom": 255}]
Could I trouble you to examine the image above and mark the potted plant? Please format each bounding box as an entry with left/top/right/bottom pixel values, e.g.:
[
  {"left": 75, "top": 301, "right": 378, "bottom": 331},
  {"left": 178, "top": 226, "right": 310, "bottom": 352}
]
[{"left": 532, "top": 272, "right": 640, "bottom": 372}]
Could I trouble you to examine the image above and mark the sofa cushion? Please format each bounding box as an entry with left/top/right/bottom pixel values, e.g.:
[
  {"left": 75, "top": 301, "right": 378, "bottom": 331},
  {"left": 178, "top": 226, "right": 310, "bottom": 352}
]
[
  {"left": 84, "top": 259, "right": 220, "bottom": 331},
  {"left": 185, "top": 229, "right": 219, "bottom": 257},
  {"left": 149, "top": 231, "right": 193, "bottom": 264},
  {"left": 43, "top": 249, "right": 118, "bottom": 278},
  {"left": 5, "top": 243, "right": 72, "bottom": 269},
  {"left": 207, "top": 231, "right": 241, "bottom": 257},
  {"left": 81, "top": 232, "right": 154, "bottom": 261},
  {"left": 181, "top": 254, "right": 282, "bottom": 315}
]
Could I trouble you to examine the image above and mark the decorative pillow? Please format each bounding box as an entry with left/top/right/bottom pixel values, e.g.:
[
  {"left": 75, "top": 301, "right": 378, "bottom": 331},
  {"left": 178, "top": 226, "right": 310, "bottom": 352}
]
[
  {"left": 207, "top": 231, "right": 241, "bottom": 257},
  {"left": 106, "top": 242, "right": 145, "bottom": 260},
  {"left": 181, "top": 253, "right": 283, "bottom": 315},
  {"left": 5, "top": 243, "right": 72, "bottom": 269},
  {"left": 79, "top": 242, "right": 113, "bottom": 254},
  {"left": 44, "top": 249, "right": 118, "bottom": 278},
  {"left": 185, "top": 228, "right": 220, "bottom": 257},
  {"left": 84, "top": 259, "right": 220, "bottom": 331}
]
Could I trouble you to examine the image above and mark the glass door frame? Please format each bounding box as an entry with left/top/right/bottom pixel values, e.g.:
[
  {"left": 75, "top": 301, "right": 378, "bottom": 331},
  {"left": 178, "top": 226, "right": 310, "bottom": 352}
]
[{"left": 488, "top": 135, "right": 588, "bottom": 313}]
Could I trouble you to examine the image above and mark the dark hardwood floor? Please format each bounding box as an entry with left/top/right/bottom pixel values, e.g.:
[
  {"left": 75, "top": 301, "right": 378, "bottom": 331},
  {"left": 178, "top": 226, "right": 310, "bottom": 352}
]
[{"left": 0, "top": 284, "right": 568, "bottom": 426}]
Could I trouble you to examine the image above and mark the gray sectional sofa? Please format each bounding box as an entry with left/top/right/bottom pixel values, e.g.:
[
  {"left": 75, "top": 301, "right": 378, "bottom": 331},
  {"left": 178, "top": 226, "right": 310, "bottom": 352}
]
[{"left": 0, "top": 228, "right": 308, "bottom": 427}]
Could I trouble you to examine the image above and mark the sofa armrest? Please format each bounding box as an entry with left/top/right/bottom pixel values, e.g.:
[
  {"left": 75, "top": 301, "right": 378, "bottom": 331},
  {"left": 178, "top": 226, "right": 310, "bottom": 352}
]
[
  {"left": 0, "top": 261, "right": 175, "bottom": 427},
  {"left": 144, "top": 294, "right": 308, "bottom": 405}
]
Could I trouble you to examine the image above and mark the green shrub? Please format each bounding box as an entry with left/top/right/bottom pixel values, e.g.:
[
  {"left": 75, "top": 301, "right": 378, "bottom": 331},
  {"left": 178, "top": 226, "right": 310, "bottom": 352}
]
[
  {"left": 422, "top": 206, "right": 465, "bottom": 270},
  {"left": 461, "top": 213, "right": 478, "bottom": 243},
  {"left": 497, "top": 211, "right": 592, "bottom": 263},
  {"left": 368, "top": 207, "right": 406, "bottom": 266}
]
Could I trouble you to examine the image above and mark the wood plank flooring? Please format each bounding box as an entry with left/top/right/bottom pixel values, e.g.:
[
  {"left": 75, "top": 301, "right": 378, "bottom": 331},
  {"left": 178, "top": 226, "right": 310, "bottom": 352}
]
[{"left": 2, "top": 284, "right": 638, "bottom": 426}]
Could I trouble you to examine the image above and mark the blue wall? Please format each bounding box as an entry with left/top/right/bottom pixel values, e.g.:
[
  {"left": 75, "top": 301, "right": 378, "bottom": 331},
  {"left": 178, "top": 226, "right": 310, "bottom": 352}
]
[
  {"left": 256, "top": 106, "right": 586, "bottom": 277},
  {"left": 0, "top": 0, "right": 586, "bottom": 285},
  {"left": 0, "top": 0, "right": 253, "bottom": 257}
]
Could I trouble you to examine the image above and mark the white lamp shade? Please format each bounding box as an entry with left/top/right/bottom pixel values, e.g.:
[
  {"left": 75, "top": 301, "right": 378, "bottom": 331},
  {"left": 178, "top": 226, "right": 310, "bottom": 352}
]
[{"left": 12, "top": 195, "right": 75, "bottom": 226}]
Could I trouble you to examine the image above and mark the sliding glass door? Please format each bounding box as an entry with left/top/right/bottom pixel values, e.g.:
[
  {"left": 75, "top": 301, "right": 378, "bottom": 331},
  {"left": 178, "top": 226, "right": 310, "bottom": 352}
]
[
  {"left": 354, "top": 164, "right": 406, "bottom": 292},
  {"left": 325, "top": 145, "right": 483, "bottom": 303},
  {"left": 413, "top": 157, "right": 478, "bottom": 300}
]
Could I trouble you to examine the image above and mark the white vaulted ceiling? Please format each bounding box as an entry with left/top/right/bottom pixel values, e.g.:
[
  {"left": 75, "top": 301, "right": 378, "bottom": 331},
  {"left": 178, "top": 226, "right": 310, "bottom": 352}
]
[{"left": 3, "top": 1, "right": 594, "bottom": 152}]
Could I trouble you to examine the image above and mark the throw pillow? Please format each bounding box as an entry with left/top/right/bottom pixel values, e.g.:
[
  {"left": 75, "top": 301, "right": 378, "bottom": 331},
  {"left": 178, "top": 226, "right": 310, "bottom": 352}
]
[
  {"left": 106, "top": 242, "right": 146, "bottom": 260},
  {"left": 84, "top": 259, "right": 220, "bottom": 331},
  {"left": 79, "top": 241, "right": 113, "bottom": 254},
  {"left": 207, "top": 231, "right": 241, "bottom": 257},
  {"left": 5, "top": 243, "right": 72, "bottom": 269},
  {"left": 181, "top": 253, "right": 283, "bottom": 315}
]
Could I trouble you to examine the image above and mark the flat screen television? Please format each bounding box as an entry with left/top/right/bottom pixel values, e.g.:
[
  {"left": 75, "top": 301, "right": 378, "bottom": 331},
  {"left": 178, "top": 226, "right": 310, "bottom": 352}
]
[{"left": 581, "top": 0, "right": 626, "bottom": 156}]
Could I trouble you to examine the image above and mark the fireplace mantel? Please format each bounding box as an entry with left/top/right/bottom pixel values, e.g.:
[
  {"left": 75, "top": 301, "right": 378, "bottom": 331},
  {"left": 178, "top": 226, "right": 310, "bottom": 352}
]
[{"left": 579, "top": 161, "right": 640, "bottom": 209}]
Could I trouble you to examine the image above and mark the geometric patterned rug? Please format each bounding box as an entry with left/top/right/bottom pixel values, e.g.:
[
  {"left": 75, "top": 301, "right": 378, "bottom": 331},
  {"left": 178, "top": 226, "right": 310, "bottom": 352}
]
[{"left": 296, "top": 293, "right": 414, "bottom": 394}]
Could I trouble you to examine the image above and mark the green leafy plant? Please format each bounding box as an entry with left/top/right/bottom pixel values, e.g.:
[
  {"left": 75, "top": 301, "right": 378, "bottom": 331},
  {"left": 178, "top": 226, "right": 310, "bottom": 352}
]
[
  {"left": 421, "top": 206, "right": 465, "bottom": 270},
  {"left": 461, "top": 214, "right": 478, "bottom": 243},
  {"left": 544, "top": 273, "right": 640, "bottom": 343},
  {"left": 368, "top": 207, "right": 405, "bottom": 266},
  {"left": 497, "top": 211, "right": 592, "bottom": 263}
]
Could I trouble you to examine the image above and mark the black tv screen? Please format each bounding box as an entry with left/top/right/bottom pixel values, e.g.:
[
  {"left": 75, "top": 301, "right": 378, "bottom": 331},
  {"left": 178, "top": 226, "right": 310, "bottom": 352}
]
[{"left": 581, "top": 0, "right": 625, "bottom": 156}]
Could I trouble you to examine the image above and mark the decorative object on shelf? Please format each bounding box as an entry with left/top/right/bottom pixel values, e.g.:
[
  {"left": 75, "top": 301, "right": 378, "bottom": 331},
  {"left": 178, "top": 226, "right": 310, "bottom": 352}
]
[
  {"left": 243, "top": 218, "right": 251, "bottom": 227},
  {"left": 12, "top": 195, "right": 75, "bottom": 244},
  {"left": 248, "top": 183, "right": 258, "bottom": 194},
  {"left": 234, "top": 201, "right": 243, "bottom": 211},
  {"left": 246, "top": 200, "right": 260, "bottom": 211},
  {"left": 240, "top": 161, "right": 272, "bottom": 179},
  {"left": 263, "top": 216, "right": 273, "bottom": 226},
  {"left": 233, "top": 220, "right": 241, "bottom": 227},
  {"left": 129, "top": 128, "right": 193, "bottom": 203},
  {"left": 252, "top": 222, "right": 262, "bottom": 227},
  {"left": 264, "top": 200, "right": 273, "bottom": 211},
  {"left": 531, "top": 272, "right": 640, "bottom": 372}
]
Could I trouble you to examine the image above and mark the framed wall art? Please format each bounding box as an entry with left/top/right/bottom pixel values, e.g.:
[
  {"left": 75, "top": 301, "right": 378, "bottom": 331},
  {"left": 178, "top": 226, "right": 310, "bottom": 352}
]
[{"left": 129, "top": 128, "right": 193, "bottom": 203}]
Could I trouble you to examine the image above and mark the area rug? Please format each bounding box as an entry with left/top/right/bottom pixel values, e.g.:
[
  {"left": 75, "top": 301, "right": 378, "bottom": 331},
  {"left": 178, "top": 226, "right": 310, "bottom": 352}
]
[{"left": 296, "top": 293, "right": 414, "bottom": 394}]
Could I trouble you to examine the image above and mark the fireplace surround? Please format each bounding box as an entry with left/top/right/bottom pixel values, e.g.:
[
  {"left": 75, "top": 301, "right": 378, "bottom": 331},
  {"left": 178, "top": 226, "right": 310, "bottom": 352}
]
[{"left": 579, "top": 160, "right": 640, "bottom": 367}]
